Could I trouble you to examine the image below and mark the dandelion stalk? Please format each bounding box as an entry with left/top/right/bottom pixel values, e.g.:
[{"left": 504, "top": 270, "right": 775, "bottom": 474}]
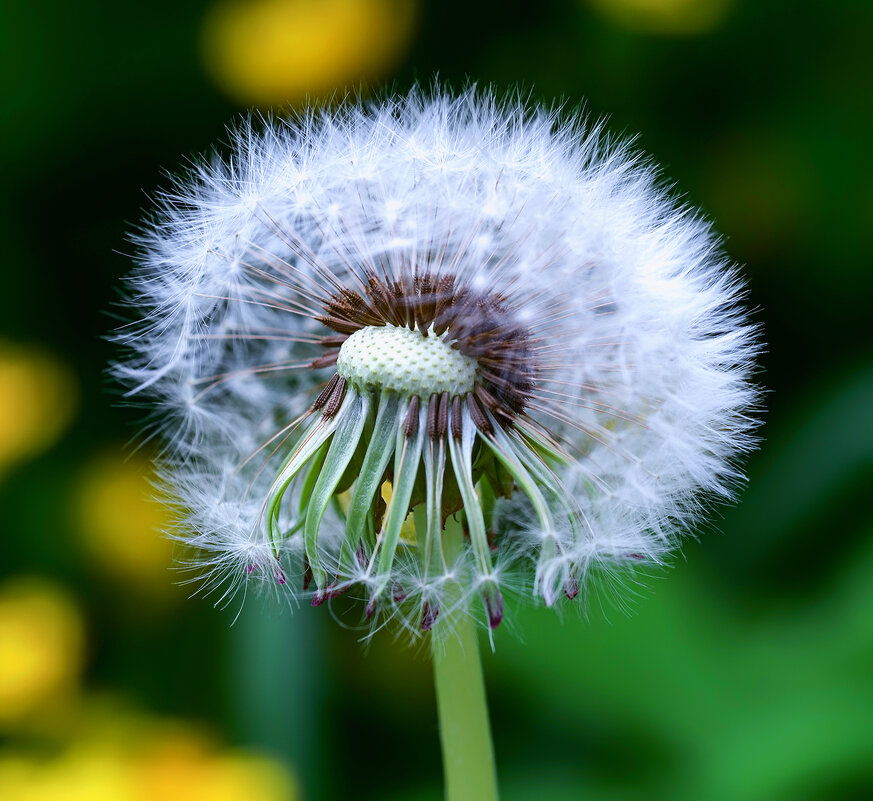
[{"left": 430, "top": 514, "right": 499, "bottom": 801}]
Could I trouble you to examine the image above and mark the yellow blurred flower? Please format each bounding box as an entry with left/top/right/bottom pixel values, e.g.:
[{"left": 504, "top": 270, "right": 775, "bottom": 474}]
[
  {"left": 585, "top": 0, "right": 732, "bottom": 35},
  {"left": 0, "top": 343, "right": 77, "bottom": 477},
  {"left": 202, "top": 0, "right": 419, "bottom": 107},
  {"left": 0, "top": 722, "right": 298, "bottom": 801},
  {"left": 0, "top": 750, "right": 131, "bottom": 801},
  {"left": 136, "top": 732, "right": 297, "bottom": 801},
  {"left": 0, "top": 579, "right": 85, "bottom": 728},
  {"left": 73, "top": 451, "right": 178, "bottom": 598}
]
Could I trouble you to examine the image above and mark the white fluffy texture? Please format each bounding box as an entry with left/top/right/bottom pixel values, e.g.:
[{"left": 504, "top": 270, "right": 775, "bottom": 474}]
[{"left": 115, "top": 88, "right": 759, "bottom": 624}]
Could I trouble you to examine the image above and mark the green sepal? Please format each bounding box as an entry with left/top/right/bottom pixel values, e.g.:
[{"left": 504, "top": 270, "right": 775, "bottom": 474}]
[
  {"left": 334, "top": 397, "right": 376, "bottom": 495},
  {"left": 514, "top": 418, "right": 572, "bottom": 469},
  {"left": 447, "top": 408, "right": 493, "bottom": 580},
  {"left": 271, "top": 441, "right": 328, "bottom": 542},
  {"left": 505, "top": 426, "right": 587, "bottom": 545},
  {"left": 422, "top": 436, "right": 447, "bottom": 577},
  {"left": 477, "top": 474, "right": 498, "bottom": 539},
  {"left": 372, "top": 419, "right": 425, "bottom": 598},
  {"left": 265, "top": 409, "right": 345, "bottom": 556},
  {"left": 480, "top": 425, "right": 555, "bottom": 536},
  {"left": 339, "top": 393, "right": 403, "bottom": 572},
  {"left": 484, "top": 425, "right": 574, "bottom": 603},
  {"left": 303, "top": 393, "right": 370, "bottom": 588},
  {"left": 297, "top": 442, "right": 328, "bottom": 518}
]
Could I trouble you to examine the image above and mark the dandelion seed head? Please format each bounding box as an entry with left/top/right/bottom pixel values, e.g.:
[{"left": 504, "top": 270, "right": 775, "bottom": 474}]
[{"left": 113, "top": 86, "right": 759, "bottom": 638}]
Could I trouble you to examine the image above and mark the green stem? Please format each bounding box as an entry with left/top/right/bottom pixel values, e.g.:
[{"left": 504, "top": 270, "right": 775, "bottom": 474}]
[{"left": 431, "top": 514, "right": 499, "bottom": 801}]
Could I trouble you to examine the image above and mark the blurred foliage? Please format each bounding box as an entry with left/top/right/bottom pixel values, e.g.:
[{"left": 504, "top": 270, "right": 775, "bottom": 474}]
[{"left": 0, "top": 0, "right": 871, "bottom": 799}]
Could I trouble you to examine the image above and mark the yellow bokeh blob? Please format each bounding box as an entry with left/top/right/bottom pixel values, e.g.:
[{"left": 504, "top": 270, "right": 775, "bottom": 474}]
[
  {"left": 0, "top": 343, "right": 77, "bottom": 477},
  {"left": 202, "top": 0, "right": 419, "bottom": 107},
  {"left": 0, "top": 579, "right": 85, "bottom": 727},
  {"left": 74, "top": 451, "right": 177, "bottom": 597},
  {"left": 136, "top": 733, "right": 297, "bottom": 801},
  {"left": 0, "top": 720, "right": 298, "bottom": 801},
  {"left": 585, "top": 0, "right": 733, "bottom": 35}
]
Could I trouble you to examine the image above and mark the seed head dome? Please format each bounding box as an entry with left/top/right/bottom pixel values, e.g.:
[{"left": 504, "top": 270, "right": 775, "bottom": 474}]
[{"left": 113, "top": 87, "right": 759, "bottom": 636}]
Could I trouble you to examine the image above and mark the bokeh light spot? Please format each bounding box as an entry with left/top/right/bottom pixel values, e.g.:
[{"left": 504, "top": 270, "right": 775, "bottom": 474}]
[
  {"left": 0, "top": 714, "right": 299, "bottom": 800},
  {"left": 585, "top": 0, "right": 733, "bottom": 36},
  {"left": 0, "top": 579, "right": 85, "bottom": 728},
  {"left": 0, "top": 343, "right": 77, "bottom": 477},
  {"left": 74, "top": 451, "right": 177, "bottom": 598},
  {"left": 202, "top": 0, "right": 420, "bottom": 107},
  {"left": 137, "top": 734, "right": 298, "bottom": 801}
]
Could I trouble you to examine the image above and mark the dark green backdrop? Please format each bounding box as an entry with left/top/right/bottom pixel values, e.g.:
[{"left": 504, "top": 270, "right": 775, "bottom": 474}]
[{"left": 1, "top": 1, "right": 871, "bottom": 799}]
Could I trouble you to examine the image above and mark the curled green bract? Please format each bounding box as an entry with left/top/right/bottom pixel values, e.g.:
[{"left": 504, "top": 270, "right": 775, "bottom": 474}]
[{"left": 263, "top": 318, "right": 577, "bottom": 630}]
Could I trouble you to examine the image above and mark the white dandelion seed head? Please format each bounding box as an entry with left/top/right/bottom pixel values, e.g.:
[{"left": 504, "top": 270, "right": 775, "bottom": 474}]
[{"left": 113, "top": 86, "right": 759, "bottom": 639}]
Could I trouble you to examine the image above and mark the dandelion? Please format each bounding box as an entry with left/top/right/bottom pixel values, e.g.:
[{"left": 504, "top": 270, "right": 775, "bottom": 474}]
[{"left": 114, "top": 87, "right": 758, "bottom": 799}]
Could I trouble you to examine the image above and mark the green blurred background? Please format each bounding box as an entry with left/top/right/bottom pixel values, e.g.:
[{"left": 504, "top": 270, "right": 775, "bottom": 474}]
[{"left": 1, "top": 0, "right": 871, "bottom": 798}]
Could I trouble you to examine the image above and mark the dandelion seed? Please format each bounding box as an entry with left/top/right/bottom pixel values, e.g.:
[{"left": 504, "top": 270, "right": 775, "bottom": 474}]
[{"left": 113, "top": 87, "right": 759, "bottom": 638}]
